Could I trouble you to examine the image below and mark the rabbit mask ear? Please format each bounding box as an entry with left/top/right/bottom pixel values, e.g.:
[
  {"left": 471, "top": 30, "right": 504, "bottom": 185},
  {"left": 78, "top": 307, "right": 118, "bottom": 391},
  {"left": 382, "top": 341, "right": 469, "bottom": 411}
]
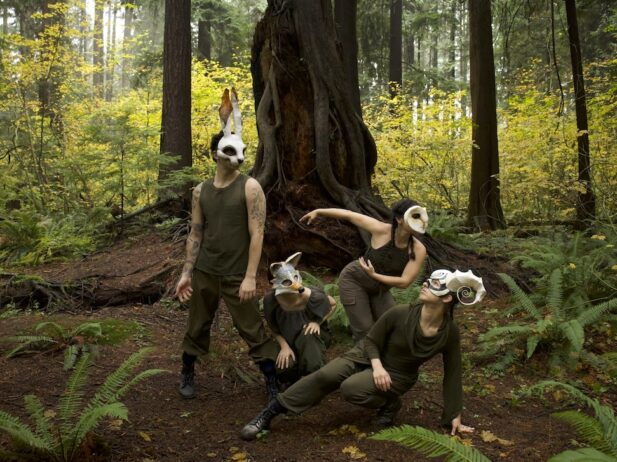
[
  {"left": 216, "top": 88, "right": 246, "bottom": 167},
  {"left": 270, "top": 253, "right": 305, "bottom": 295}
]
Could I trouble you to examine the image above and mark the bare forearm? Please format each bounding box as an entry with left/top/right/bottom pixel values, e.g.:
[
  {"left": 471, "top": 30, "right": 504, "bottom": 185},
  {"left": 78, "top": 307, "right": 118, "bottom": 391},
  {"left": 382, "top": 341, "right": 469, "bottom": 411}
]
[
  {"left": 275, "top": 334, "right": 289, "bottom": 350},
  {"left": 182, "top": 226, "right": 203, "bottom": 276},
  {"left": 371, "top": 358, "right": 384, "bottom": 370},
  {"left": 244, "top": 232, "right": 263, "bottom": 279}
]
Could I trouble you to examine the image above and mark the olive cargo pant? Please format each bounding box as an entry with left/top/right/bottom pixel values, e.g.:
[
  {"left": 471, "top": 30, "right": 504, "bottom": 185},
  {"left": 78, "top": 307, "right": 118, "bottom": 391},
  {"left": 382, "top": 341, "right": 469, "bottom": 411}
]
[
  {"left": 182, "top": 269, "right": 278, "bottom": 363},
  {"left": 277, "top": 356, "right": 416, "bottom": 414}
]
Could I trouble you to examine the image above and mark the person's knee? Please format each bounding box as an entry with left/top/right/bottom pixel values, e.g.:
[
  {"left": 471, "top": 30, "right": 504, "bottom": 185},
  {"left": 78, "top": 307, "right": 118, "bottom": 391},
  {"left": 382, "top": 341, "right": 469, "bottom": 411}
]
[{"left": 339, "top": 377, "right": 362, "bottom": 403}]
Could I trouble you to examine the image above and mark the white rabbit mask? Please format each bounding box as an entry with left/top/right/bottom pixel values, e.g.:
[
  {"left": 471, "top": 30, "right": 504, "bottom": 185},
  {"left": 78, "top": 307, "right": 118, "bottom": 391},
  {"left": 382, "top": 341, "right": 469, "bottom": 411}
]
[{"left": 216, "top": 87, "right": 246, "bottom": 167}]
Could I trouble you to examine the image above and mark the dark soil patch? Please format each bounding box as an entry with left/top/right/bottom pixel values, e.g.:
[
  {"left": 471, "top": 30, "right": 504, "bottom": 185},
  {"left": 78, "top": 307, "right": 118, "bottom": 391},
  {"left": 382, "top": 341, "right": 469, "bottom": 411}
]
[{"left": 2, "top": 297, "right": 608, "bottom": 462}]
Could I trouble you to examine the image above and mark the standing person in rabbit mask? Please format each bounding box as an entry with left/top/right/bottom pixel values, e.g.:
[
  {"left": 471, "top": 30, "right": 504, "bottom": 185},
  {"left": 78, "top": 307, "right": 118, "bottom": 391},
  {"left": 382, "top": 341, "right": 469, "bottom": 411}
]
[
  {"left": 264, "top": 252, "right": 336, "bottom": 387},
  {"left": 300, "top": 200, "right": 428, "bottom": 343},
  {"left": 175, "top": 88, "right": 278, "bottom": 401}
]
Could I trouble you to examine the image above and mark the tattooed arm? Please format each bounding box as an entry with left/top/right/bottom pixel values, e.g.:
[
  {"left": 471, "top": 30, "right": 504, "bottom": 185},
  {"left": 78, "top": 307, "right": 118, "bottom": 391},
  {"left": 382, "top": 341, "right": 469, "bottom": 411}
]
[
  {"left": 239, "top": 178, "right": 266, "bottom": 303},
  {"left": 175, "top": 183, "right": 205, "bottom": 302}
]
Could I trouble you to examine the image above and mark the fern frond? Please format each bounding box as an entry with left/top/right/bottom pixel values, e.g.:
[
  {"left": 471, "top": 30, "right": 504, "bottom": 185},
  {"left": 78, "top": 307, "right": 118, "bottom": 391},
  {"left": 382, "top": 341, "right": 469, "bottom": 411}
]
[
  {"left": 114, "top": 369, "right": 167, "bottom": 401},
  {"left": 552, "top": 411, "right": 616, "bottom": 457},
  {"left": 0, "top": 409, "right": 49, "bottom": 451},
  {"left": 35, "top": 321, "right": 66, "bottom": 339},
  {"left": 497, "top": 273, "right": 541, "bottom": 320},
  {"left": 559, "top": 319, "right": 585, "bottom": 352},
  {"left": 57, "top": 353, "right": 92, "bottom": 439},
  {"left": 3, "top": 336, "right": 56, "bottom": 357},
  {"left": 548, "top": 447, "right": 616, "bottom": 461},
  {"left": 86, "top": 347, "right": 154, "bottom": 410},
  {"left": 66, "top": 402, "right": 128, "bottom": 461},
  {"left": 70, "top": 322, "right": 102, "bottom": 339},
  {"left": 371, "top": 425, "right": 491, "bottom": 462},
  {"left": 526, "top": 335, "right": 541, "bottom": 359},
  {"left": 63, "top": 345, "right": 79, "bottom": 371},
  {"left": 23, "top": 395, "right": 55, "bottom": 448},
  {"left": 547, "top": 269, "right": 564, "bottom": 319},
  {"left": 479, "top": 325, "right": 532, "bottom": 342},
  {"left": 528, "top": 381, "right": 617, "bottom": 451},
  {"left": 577, "top": 298, "right": 617, "bottom": 328}
]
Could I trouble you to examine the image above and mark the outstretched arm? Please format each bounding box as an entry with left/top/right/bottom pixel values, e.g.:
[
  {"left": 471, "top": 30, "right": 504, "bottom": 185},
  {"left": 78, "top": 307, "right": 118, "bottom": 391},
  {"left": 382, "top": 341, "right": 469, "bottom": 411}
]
[
  {"left": 175, "top": 184, "right": 204, "bottom": 302},
  {"left": 300, "top": 208, "right": 388, "bottom": 236},
  {"left": 358, "top": 240, "right": 427, "bottom": 289},
  {"left": 241, "top": 178, "right": 266, "bottom": 303}
]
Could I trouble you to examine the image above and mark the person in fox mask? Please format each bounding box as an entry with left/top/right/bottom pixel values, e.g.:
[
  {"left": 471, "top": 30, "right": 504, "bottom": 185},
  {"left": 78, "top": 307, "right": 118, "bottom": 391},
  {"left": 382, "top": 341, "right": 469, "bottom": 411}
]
[
  {"left": 175, "top": 88, "right": 278, "bottom": 401},
  {"left": 239, "top": 269, "right": 486, "bottom": 441},
  {"left": 264, "top": 252, "right": 336, "bottom": 386},
  {"left": 300, "top": 200, "right": 429, "bottom": 342}
]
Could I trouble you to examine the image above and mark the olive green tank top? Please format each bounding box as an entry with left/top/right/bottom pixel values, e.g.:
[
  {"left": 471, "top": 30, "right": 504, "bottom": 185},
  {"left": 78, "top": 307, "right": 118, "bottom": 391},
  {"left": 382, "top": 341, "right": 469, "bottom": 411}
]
[{"left": 194, "top": 174, "right": 250, "bottom": 275}]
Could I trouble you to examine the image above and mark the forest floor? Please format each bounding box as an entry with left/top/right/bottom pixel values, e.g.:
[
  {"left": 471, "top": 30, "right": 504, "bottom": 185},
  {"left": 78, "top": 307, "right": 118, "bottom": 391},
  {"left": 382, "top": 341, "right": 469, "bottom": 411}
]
[{"left": 1, "top": 230, "right": 616, "bottom": 462}]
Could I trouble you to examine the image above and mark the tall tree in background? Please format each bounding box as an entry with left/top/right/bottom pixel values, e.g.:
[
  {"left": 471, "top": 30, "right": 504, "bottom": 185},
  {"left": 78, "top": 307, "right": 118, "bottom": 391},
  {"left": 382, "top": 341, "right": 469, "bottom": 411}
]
[
  {"left": 159, "top": 0, "right": 192, "bottom": 199},
  {"left": 334, "top": 0, "right": 361, "bottom": 116},
  {"left": 388, "top": 0, "right": 402, "bottom": 98},
  {"left": 92, "top": 0, "right": 104, "bottom": 97},
  {"left": 565, "top": 0, "right": 595, "bottom": 227},
  {"left": 251, "top": 0, "right": 385, "bottom": 267},
  {"left": 467, "top": 0, "right": 505, "bottom": 230}
]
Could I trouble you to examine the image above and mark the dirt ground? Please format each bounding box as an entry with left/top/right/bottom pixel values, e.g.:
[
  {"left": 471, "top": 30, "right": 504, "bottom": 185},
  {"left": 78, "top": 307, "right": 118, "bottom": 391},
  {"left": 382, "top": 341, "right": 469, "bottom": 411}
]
[{"left": 0, "top": 231, "right": 615, "bottom": 462}]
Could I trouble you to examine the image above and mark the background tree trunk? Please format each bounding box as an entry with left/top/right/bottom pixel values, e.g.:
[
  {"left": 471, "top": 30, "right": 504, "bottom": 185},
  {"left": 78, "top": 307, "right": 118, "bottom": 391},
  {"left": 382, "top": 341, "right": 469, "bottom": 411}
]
[
  {"left": 250, "top": 0, "right": 385, "bottom": 268},
  {"left": 159, "top": 0, "right": 192, "bottom": 200},
  {"left": 93, "top": 0, "right": 104, "bottom": 97},
  {"left": 388, "top": 0, "right": 402, "bottom": 98},
  {"left": 466, "top": 0, "right": 506, "bottom": 230},
  {"left": 565, "top": 0, "right": 595, "bottom": 228},
  {"left": 121, "top": 1, "right": 134, "bottom": 90},
  {"left": 197, "top": 19, "right": 211, "bottom": 61},
  {"left": 334, "top": 0, "right": 361, "bottom": 116}
]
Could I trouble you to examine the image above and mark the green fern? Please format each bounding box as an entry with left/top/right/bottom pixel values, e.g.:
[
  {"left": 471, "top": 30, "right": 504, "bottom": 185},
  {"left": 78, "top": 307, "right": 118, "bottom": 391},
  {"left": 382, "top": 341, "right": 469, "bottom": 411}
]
[
  {"left": 497, "top": 273, "right": 541, "bottom": 319},
  {"left": 0, "top": 348, "right": 166, "bottom": 461},
  {"left": 548, "top": 448, "right": 616, "bottom": 461},
  {"left": 2, "top": 335, "right": 56, "bottom": 358},
  {"left": 577, "top": 298, "right": 617, "bottom": 328},
  {"left": 559, "top": 319, "right": 585, "bottom": 352},
  {"left": 371, "top": 424, "right": 491, "bottom": 462},
  {"left": 546, "top": 269, "right": 564, "bottom": 319},
  {"left": 552, "top": 411, "right": 616, "bottom": 457}
]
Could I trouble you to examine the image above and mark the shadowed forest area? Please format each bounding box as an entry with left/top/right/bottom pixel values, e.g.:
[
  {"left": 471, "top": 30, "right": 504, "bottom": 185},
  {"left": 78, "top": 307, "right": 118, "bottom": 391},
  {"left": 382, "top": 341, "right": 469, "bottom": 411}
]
[{"left": 0, "top": 0, "right": 616, "bottom": 461}]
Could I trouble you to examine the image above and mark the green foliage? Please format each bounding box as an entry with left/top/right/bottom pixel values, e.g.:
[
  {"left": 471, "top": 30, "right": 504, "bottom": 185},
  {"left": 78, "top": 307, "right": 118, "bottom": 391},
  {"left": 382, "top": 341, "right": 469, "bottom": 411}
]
[
  {"left": 371, "top": 424, "right": 491, "bottom": 462},
  {"left": 477, "top": 272, "right": 617, "bottom": 372},
  {"left": 0, "top": 348, "right": 166, "bottom": 462},
  {"left": 0, "top": 320, "right": 131, "bottom": 370},
  {"left": 525, "top": 381, "right": 617, "bottom": 461},
  {"left": 300, "top": 271, "right": 349, "bottom": 331}
]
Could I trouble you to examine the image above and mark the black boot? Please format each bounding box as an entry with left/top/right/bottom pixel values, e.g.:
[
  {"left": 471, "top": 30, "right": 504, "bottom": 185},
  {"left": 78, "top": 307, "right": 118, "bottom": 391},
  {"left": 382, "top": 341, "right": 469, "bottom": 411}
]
[
  {"left": 240, "top": 398, "right": 287, "bottom": 441},
  {"left": 178, "top": 352, "right": 196, "bottom": 399},
  {"left": 372, "top": 396, "right": 402, "bottom": 428},
  {"left": 259, "top": 360, "right": 279, "bottom": 402}
]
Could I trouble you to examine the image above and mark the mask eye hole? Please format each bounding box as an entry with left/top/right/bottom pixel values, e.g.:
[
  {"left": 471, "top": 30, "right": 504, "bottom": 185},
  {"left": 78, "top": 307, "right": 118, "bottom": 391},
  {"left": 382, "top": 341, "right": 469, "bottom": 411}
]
[
  {"left": 223, "top": 147, "right": 237, "bottom": 156},
  {"left": 282, "top": 279, "right": 292, "bottom": 287},
  {"left": 428, "top": 278, "right": 442, "bottom": 289},
  {"left": 294, "top": 275, "right": 299, "bottom": 280},
  {"left": 411, "top": 213, "right": 421, "bottom": 219}
]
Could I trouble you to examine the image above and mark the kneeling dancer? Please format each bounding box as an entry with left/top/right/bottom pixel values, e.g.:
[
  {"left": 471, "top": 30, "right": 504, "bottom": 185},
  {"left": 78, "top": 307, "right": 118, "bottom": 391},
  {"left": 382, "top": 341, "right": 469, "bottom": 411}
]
[{"left": 240, "top": 269, "right": 486, "bottom": 440}]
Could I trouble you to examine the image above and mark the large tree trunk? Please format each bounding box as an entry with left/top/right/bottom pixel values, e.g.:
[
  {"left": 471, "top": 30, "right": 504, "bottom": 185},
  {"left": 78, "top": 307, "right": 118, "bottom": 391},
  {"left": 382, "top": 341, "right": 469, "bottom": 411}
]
[
  {"left": 334, "top": 0, "right": 361, "bottom": 116},
  {"left": 466, "top": 0, "right": 506, "bottom": 230},
  {"left": 250, "top": 0, "right": 386, "bottom": 268},
  {"left": 388, "top": 0, "right": 402, "bottom": 98},
  {"left": 565, "top": 0, "right": 595, "bottom": 228},
  {"left": 159, "top": 0, "right": 192, "bottom": 200}
]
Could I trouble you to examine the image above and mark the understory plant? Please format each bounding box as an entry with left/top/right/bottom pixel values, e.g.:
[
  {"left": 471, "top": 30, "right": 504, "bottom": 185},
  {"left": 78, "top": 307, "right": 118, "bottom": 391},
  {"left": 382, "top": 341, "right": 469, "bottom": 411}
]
[
  {"left": 300, "top": 271, "right": 349, "bottom": 331},
  {"left": 371, "top": 424, "right": 490, "bottom": 462},
  {"left": 525, "top": 381, "right": 617, "bottom": 461},
  {"left": 1, "top": 321, "right": 103, "bottom": 370},
  {"left": 477, "top": 271, "right": 617, "bottom": 372},
  {"left": 0, "top": 347, "right": 165, "bottom": 462}
]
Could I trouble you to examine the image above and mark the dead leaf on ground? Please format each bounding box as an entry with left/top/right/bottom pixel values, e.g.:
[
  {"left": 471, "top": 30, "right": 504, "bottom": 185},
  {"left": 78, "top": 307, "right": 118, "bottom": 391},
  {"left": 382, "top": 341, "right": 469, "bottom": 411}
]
[
  {"left": 108, "top": 419, "right": 124, "bottom": 431},
  {"left": 44, "top": 409, "right": 56, "bottom": 419},
  {"left": 342, "top": 445, "right": 366, "bottom": 460},
  {"left": 480, "top": 430, "right": 514, "bottom": 446},
  {"left": 138, "top": 431, "right": 152, "bottom": 442}
]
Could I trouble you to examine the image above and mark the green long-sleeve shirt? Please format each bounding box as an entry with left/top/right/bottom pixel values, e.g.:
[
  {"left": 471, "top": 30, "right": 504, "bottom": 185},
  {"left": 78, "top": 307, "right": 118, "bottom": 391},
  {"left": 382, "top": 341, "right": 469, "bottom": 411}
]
[{"left": 343, "top": 304, "right": 463, "bottom": 426}]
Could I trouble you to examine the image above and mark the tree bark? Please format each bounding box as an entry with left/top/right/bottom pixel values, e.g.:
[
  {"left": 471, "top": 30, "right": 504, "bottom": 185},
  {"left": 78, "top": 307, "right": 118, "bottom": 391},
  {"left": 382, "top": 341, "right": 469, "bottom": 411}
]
[
  {"left": 388, "top": 0, "right": 402, "bottom": 98},
  {"left": 466, "top": 0, "right": 506, "bottom": 230},
  {"left": 251, "top": 0, "right": 386, "bottom": 268},
  {"left": 565, "top": 0, "right": 595, "bottom": 227},
  {"left": 197, "top": 19, "right": 211, "bottom": 60},
  {"left": 121, "top": 1, "right": 134, "bottom": 90},
  {"left": 93, "top": 0, "right": 104, "bottom": 97},
  {"left": 159, "top": 0, "right": 192, "bottom": 200},
  {"left": 334, "top": 0, "right": 361, "bottom": 116}
]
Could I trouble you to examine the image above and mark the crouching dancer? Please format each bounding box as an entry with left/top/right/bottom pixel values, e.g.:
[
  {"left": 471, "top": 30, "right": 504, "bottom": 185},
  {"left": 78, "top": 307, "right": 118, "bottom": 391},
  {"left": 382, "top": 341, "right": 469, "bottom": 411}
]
[
  {"left": 265, "top": 252, "right": 336, "bottom": 386},
  {"left": 239, "top": 269, "right": 486, "bottom": 440}
]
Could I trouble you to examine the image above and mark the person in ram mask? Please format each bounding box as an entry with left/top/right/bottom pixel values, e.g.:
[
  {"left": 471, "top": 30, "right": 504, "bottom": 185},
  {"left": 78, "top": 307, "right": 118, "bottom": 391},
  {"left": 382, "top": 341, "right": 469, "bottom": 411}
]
[{"left": 239, "top": 269, "right": 486, "bottom": 441}]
